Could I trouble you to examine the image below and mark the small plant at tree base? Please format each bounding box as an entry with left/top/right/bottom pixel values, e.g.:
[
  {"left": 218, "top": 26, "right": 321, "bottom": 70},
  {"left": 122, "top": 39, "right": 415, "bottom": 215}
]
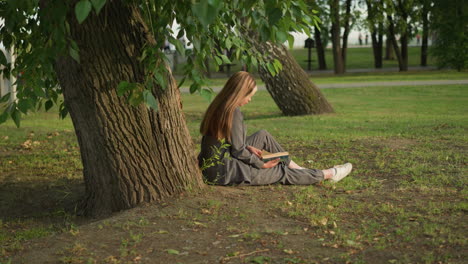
[{"left": 200, "top": 139, "right": 231, "bottom": 184}]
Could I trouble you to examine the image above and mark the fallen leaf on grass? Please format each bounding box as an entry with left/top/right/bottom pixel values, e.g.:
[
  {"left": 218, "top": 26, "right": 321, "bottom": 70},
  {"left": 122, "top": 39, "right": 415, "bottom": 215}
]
[
  {"left": 165, "top": 249, "right": 180, "bottom": 255},
  {"left": 283, "top": 249, "right": 294, "bottom": 254}
]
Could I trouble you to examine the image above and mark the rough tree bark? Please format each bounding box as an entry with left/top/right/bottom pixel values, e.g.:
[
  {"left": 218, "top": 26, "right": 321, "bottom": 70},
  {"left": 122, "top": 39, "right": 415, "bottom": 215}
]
[
  {"left": 53, "top": 1, "right": 203, "bottom": 216},
  {"left": 330, "top": 0, "right": 344, "bottom": 74},
  {"left": 257, "top": 42, "right": 334, "bottom": 116},
  {"left": 314, "top": 26, "right": 327, "bottom": 70}
]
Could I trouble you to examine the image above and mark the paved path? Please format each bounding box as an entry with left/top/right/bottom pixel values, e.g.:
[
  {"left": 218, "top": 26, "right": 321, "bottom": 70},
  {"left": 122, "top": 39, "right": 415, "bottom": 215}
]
[
  {"left": 316, "top": 79, "right": 468, "bottom": 89},
  {"left": 181, "top": 79, "right": 468, "bottom": 93}
]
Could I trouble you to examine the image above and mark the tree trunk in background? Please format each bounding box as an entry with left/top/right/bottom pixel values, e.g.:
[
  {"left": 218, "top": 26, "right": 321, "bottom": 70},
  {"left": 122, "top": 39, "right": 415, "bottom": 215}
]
[
  {"left": 330, "top": 0, "right": 344, "bottom": 74},
  {"left": 314, "top": 26, "right": 327, "bottom": 70},
  {"left": 421, "top": 1, "right": 429, "bottom": 66},
  {"left": 387, "top": 15, "right": 406, "bottom": 71},
  {"left": 385, "top": 36, "right": 395, "bottom": 60},
  {"left": 371, "top": 30, "right": 383, "bottom": 68},
  {"left": 341, "top": 0, "right": 352, "bottom": 68},
  {"left": 365, "top": 0, "right": 383, "bottom": 68},
  {"left": 54, "top": 1, "right": 203, "bottom": 217},
  {"left": 257, "top": 42, "right": 334, "bottom": 115}
]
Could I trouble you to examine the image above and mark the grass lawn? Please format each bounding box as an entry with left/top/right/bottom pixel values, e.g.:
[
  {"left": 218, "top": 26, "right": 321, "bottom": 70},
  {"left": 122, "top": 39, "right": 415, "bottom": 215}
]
[{"left": 1, "top": 83, "right": 467, "bottom": 263}]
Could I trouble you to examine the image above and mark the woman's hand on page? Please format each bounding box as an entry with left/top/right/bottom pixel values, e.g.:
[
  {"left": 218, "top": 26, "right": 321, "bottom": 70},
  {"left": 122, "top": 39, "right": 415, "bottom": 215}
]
[
  {"left": 261, "top": 158, "right": 280, "bottom": 169},
  {"left": 246, "top": 146, "right": 262, "bottom": 158}
]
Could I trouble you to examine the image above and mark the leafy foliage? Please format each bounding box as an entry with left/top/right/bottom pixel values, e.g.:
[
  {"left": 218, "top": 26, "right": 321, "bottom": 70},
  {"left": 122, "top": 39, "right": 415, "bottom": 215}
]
[
  {"left": 430, "top": 0, "right": 468, "bottom": 71},
  {"left": 0, "top": 0, "right": 319, "bottom": 127}
]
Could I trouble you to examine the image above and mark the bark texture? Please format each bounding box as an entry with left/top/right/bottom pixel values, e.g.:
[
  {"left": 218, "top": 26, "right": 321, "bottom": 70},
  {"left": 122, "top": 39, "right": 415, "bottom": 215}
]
[
  {"left": 53, "top": 1, "right": 203, "bottom": 216},
  {"left": 257, "top": 42, "right": 334, "bottom": 116}
]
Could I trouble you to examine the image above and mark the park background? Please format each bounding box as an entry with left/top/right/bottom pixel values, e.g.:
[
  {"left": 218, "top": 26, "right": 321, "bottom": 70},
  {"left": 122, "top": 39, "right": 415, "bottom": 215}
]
[{"left": 1, "top": 0, "right": 467, "bottom": 263}]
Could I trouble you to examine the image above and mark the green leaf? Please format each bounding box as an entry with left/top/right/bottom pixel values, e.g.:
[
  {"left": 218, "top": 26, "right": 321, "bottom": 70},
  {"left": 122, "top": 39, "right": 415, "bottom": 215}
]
[
  {"left": 59, "top": 103, "right": 69, "bottom": 119},
  {"left": 0, "top": 93, "right": 10, "bottom": 103},
  {"left": 75, "top": 0, "right": 92, "bottom": 24},
  {"left": 45, "top": 100, "right": 54, "bottom": 111},
  {"left": 276, "top": 30, "right": 288, "bottom": 43},
  {"left": 0, "top": 110, "right": 8, "bottom": 124},
  {"left": 143, "top": 90, "right": 158, "bottom": 111},
  {"left": 251, "top": 56, "right": 258, "bottom": 68},
  {"left": 168, "top": 37, "right": 185, "bottom": 56},
  {"left": 267, "top": 8, "right": 282, "bottom": 26},
  {"left": 191, "top": 0, "right": 223, "bottom": 28},
  {"left": 273, "top": 59, "right": 283, "bottom": 72},
  {"left": 11, "top": 109, "right": 21, "bottom": 128},
  {"left": 153, "top": 71, "right": 167, "bottom": 90},
  {"left": 266, "top": 63, "right": 277, "bottom": 77},
  {"left": 200, "top": 88, "right": 213, "bottom": 102},
  {"left": 91, "top": 0, "right": 106, "bottom": 15},
  {"left": 17, "top": 99, "right": 31, "bottom": 114},
  {"left": 128, "top": 89, "right": 144, "bottom": 106},
  {"left": 69, "top": 46, "right": 80, "bottom": 63},
  {"left": 220, "top": 54, "right": 231, "bottom": 64},
  {"left": 190, "top": 83, "right": 200, "bottom": 94},
  {"left": 177, "top": 77, "right": 186, "bottom": 88},
  {"left": 166, "top": 249, "right": 180, "bottom": 255},
  {"left": 117, "top": 81, "right": 131, "bottom": 96},
  {"left": 287, "top": 34, "right": 295, "bottom": 49},
  {"left": 225, "top": 38, "right": 232, "bottom": 49},
  {"left": 0, "top": 50, "right": 7, "bottom": 66},
  {"left": 214, "top": 56, "right": 222, "bottom": 66}
]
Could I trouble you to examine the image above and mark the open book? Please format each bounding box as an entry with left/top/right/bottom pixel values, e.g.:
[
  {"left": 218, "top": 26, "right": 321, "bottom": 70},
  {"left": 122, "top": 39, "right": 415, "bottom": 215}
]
[{"left": 261, "top": 150, "right": 289, "bottom": 162}]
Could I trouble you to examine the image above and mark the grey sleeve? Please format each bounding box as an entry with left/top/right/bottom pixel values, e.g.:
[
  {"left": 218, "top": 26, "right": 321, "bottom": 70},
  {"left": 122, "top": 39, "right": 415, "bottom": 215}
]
[{"left": 230, "top": 108, "right": 264, "bottom": 169}]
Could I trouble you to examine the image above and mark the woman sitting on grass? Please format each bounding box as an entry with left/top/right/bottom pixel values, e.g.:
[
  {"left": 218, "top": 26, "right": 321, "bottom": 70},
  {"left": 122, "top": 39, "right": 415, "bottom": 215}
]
[{"left": 198, "top": 71, "right": 352, "bottom": 185}]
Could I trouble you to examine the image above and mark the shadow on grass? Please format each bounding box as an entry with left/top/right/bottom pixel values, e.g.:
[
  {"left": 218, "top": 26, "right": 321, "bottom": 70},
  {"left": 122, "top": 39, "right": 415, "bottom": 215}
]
[{"left": 0, "top": 177, "right": 85, "bottom": 221}]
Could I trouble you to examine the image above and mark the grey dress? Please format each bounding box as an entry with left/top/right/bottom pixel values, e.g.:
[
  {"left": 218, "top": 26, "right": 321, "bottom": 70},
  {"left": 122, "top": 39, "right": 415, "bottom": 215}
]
[{"left": 198, "top": 108, "right": 324, "bottom": 185}]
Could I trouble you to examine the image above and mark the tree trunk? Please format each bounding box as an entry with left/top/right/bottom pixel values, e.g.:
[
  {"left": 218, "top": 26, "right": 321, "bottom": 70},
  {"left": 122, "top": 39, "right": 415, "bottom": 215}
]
[
  {"left": 330, "top": 0, "right": 344, "bottom": 74},
  {"left": 341, "top": 0, "right": 352, "bottom": 68},
  {"left": 365, "top": 0, "right": 383, "bottom": 68},
  {"left": 314, "top": 26, "right": 327, "bottom": 70},
  {"left": 421, "top": 2, "right": 429, "bottom": 66},
  {"left": 385, "top": 35, "right": 395, "bottom": 60},
  {"left": 387, "top": 15, "right": 405, "bottom": 71},
  {"left": 371, "top": 31, "right": 384, "bottom": 68},
  {"left": 54, "top": 1, "right": 203, "bottom": 217},
  {"left": 257, "top": 42, "right": 334, "bottom": 116},
  {"left": 400, "top": 33, "right": 409, "bottom": 71}
]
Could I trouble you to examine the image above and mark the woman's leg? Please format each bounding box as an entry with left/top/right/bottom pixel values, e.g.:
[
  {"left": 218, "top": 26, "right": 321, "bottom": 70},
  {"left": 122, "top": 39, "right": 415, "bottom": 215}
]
[{"left": 246, "top": 130, "right": 285, "bottom": 153}]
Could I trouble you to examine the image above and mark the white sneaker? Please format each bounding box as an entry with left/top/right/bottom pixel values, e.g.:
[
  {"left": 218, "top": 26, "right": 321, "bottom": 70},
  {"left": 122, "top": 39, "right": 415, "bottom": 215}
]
[{"left": 330, "top": 163, "right": 352, "bottom": 183}]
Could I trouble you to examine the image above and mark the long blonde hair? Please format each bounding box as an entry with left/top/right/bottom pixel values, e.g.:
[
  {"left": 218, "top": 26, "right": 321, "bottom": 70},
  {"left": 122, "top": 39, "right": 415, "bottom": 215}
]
[{"left": 200, "top": 71, "right": 257, "bottom": 141}]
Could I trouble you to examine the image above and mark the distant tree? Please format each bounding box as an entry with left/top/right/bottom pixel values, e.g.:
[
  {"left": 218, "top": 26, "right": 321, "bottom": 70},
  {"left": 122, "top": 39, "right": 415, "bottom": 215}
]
[
  {"left": 431, "top": 0, "right": 468, "bottom": 71},
  {"left": 385, "top": 0, "right": 418, "bottom": 71},
  {"left": 308, "top": 0, "right": 330, "bottom": 70},
  {"left": 418, "top": 0, "right": 432, "bottom": 66},
  {"left": 364, "top": 0, "right": 385, "bottom": 68},
  {"left": 329, "top": 0, "right": 355, "bottom": 74}
]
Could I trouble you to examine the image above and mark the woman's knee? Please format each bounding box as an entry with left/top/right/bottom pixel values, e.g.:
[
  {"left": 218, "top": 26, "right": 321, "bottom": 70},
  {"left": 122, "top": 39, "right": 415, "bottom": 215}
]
[{"left": 256, "top": 129, "right": 271, "bottom": 138}]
